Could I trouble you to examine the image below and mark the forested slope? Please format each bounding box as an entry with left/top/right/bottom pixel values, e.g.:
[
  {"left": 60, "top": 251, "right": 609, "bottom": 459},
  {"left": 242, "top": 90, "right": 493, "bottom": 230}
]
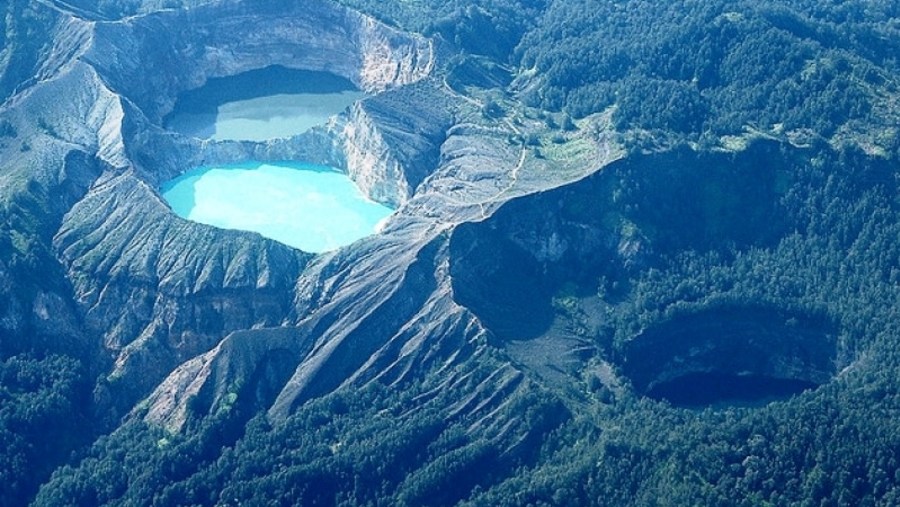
[
  {"left": 2, "top": 0, "right": 899, "bottom": 505},
  {"left": 516, "top": 0, "right": 900, "bottom": 145},
  {"left": 344, "top": 0, "right": 899, "bottom": 148}
]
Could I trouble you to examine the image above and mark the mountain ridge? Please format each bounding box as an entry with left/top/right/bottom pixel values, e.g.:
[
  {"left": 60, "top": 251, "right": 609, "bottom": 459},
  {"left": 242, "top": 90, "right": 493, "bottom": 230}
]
[{"left": 2, "top": 0, "right": 899, "bottom": 505}]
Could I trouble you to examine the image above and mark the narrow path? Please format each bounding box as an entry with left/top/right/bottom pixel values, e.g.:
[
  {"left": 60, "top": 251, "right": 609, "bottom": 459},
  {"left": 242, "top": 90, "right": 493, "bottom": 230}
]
[
  {"left": 441, "top": 73, "right": 528, "bottom": 219},
  {"left": 442, "top": 75, "right": 483, "bottom": 108}
]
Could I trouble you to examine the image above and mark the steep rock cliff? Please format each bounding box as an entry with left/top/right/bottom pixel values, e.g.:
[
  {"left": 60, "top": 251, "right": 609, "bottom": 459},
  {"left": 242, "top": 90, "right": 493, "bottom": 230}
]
[
  {"left": 83, "top": 0, "right": 434, "bottom": 124},
  {"left": 138, "top": 102, "right": 616, "bottom": 433},
  {"left": 344, "top": 80, "right": 454, "bottom": 206}
]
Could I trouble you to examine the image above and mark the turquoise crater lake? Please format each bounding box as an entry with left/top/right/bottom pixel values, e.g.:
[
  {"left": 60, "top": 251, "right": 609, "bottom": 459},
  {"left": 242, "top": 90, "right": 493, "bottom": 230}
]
[
  {"left": 161, "top": 67, "right": 390, "bottom": 253},
  {"left": 161, "top": 162, "right": 394, "bottom": 253}
]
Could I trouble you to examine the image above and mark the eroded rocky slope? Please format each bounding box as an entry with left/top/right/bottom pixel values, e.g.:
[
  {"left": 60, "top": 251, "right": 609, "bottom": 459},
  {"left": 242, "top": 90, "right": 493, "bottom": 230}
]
[
  {"left": 0, "top": 0, "right": 445, "bottom": 412},
  {"left": 3, "top": 0, "right": 899, "bottom": 504}
]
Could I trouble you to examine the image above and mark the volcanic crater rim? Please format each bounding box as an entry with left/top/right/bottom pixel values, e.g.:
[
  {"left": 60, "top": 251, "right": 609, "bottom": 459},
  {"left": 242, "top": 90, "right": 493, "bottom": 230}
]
[{"left": 621, "top": 305, "right": 840, "bottom": 408}]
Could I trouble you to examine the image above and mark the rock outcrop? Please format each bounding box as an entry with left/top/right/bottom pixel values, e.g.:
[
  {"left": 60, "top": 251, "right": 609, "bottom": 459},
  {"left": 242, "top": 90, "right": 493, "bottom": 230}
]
[
  {"left": 132, "top": 76, "right": 621, "bottom": 432},
  {"left": 55, "top": 169, "right": 308, "bottom": 402},
  {"left": 344, "top": 80, "right": 455, "bottom": 206},
  {"left": 136, "top": 105, "right": 617, "bottom": 433}
]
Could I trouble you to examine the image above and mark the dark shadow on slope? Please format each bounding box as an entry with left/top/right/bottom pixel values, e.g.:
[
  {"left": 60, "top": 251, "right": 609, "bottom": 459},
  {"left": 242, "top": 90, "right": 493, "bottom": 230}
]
[
  {"left": 647, "top": 372, "right": 818, "bottom": 408},
  {"left": 450, "top": 223, "right": 555, "bottom": 341},
  {"left": 623, "top": 305, "right": 837, "bottom": 408},
  {"left": 165, "top": 65, "right": 358, "bottom": 118},
  {"left": 449, "top": 141, "right": 797, "bottom": 344}
]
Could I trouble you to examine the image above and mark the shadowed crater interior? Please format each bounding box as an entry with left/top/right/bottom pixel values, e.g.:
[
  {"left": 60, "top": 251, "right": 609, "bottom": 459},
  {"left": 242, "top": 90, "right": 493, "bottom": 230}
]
[
  {"left": 449, "top": 141, "right": 847, "bottom": 404},
  {"left": 449, "top": 141, "right": 796, "bottom": 342},
  {"left": 622, "top": 306, "right": 838, "bottom": 408}
]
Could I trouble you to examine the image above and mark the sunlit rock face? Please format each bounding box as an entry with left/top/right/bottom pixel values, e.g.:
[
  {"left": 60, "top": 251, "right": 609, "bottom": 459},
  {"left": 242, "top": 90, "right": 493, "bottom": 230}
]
[{"left": 83, "top": 1, "right": 434, "bottom": 124}]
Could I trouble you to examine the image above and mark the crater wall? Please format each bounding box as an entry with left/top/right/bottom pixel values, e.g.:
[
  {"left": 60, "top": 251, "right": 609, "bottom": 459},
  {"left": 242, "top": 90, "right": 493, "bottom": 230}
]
[
  {"left": 84, "top": 1, "right": 434, "bottom": 123},
  {"left": 29, "top": 0, "right": 448, "bottom": 412}
]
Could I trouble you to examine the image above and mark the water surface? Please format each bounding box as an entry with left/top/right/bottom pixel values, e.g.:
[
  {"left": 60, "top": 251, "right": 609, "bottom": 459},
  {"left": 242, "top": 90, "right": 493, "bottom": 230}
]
[
  {"left": 162, "top": 162, "right": 394, "bottom": 253},
  {"left": 165, "top": 66, "right": 364, "bottom": 141}
]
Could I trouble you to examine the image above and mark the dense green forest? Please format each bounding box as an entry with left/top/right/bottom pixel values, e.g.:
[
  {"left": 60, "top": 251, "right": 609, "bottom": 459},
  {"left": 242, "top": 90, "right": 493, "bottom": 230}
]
[
  {"left": 343, "top": 0, "right": 900, "bottom": 149},
  {"left": 0, "top": 355, "right": 93, "bottom": 507},
  {"left": 0, "top": 0, "right": 55, "bottom": 105},
  {"left": 33, "top": 138, "right": 900, "bottom": 506},
  {"left": 3, "top": 0, "right": 900, "bottom": 505},
  {"left": 516, "top": 0, "right": 900, "bottom": 136},
  {"left": 337, "top": 0, "right": 546, "bottom": 60}
]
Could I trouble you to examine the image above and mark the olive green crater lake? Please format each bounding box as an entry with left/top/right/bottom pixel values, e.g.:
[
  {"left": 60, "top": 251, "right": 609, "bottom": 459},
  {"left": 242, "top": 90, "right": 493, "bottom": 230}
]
[{"left": 164, "top": 66, "right": 364, "bottom": 141}]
